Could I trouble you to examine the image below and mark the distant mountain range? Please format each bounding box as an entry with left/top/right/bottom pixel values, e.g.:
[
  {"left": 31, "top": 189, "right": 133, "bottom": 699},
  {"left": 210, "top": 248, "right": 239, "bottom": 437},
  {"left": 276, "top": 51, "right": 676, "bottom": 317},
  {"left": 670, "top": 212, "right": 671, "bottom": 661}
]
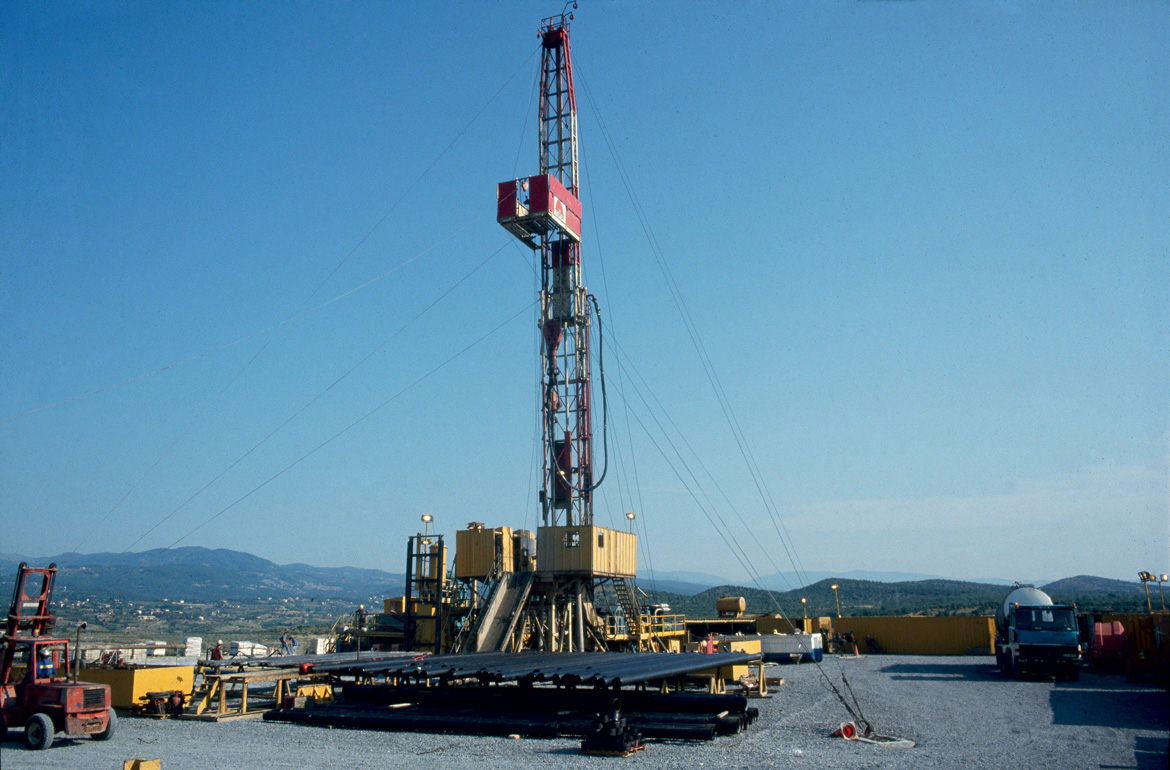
[
  {"left": 0, "top": 548, "right": 405, "bottom": 604},
  {"left": 0, "top": 548, "right": 1147, "bottom": 615},
  {"left": 643, "top": 575, "right": 1150, "bottom": 619},
  {"left": 642, "top": 568, "right": 1043, "bottom": 596}
]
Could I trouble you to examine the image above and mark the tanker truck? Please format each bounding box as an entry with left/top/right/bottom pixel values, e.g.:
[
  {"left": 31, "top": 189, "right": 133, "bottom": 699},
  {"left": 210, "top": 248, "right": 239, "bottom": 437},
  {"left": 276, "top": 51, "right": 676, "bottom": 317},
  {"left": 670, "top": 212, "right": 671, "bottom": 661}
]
[{"left": 994, "top": 585, "right": 1081, "bottom": 680}]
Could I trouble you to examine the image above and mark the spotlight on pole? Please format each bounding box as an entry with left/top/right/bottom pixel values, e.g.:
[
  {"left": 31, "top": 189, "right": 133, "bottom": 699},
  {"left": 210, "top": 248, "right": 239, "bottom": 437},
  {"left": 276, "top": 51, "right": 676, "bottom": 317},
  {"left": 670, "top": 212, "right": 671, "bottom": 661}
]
[{"left": 1138, "top": 572, "right": 1155, "bottom": 613}]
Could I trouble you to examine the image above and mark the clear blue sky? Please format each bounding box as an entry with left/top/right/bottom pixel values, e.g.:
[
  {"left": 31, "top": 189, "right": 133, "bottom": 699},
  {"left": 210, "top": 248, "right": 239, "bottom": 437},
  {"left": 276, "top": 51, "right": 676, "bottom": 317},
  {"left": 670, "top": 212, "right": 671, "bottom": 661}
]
[{"left": 2, "top": 1, "right": 1166, "bottom": 586}]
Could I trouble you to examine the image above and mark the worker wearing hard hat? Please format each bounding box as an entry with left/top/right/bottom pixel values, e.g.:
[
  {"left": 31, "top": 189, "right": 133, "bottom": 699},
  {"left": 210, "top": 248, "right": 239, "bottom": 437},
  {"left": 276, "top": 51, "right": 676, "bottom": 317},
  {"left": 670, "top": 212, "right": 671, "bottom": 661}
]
[{"left": 37, "top": 648, "right": 56, "bottom": 678}]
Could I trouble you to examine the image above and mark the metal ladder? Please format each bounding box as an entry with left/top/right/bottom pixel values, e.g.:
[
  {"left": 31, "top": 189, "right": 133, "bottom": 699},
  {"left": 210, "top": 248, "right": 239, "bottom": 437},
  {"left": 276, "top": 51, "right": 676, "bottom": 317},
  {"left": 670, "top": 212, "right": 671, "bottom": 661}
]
[{"left": 612, "top": 577, "right": 644, "bottom": 638}]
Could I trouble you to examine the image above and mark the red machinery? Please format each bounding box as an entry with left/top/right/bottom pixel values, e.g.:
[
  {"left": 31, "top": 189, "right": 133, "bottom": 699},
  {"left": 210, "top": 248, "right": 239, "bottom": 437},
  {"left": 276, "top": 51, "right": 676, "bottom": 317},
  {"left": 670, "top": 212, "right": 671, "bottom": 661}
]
[
  {"left": 0, "top": 563, "right": 114, "bottom": 750},
  {"left": 497, "top": 12, "right": 597, "bottom": 527}
]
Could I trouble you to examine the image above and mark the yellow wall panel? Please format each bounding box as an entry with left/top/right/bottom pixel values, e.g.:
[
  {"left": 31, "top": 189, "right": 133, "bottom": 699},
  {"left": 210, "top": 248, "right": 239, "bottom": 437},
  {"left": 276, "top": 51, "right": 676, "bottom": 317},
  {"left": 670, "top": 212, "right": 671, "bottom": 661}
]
[{"left": 832, "top": 617, "right": 995, "bottom": 655}]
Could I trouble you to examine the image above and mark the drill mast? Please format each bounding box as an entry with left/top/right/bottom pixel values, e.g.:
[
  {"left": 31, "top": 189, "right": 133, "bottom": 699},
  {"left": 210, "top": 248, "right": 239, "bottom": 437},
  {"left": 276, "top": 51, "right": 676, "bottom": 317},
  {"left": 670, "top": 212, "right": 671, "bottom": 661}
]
[{"left": 498, "top": 12, "right": 594, "bottom": 527}]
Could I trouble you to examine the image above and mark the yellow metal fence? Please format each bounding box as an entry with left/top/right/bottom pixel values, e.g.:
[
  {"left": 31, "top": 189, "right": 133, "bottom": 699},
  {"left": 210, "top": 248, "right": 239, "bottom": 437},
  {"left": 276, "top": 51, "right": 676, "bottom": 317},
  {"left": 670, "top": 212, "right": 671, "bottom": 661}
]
[{"left": 601, "top": 613, "right": 687, "bottom": 638}]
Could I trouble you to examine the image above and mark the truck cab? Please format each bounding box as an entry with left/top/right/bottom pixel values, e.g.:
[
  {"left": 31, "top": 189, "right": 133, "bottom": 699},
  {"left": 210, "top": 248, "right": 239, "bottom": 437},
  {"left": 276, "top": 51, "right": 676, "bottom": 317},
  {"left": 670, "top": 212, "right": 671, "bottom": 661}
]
[{"left": 995, "top": 586, "right": 1082, "bottom": 680}]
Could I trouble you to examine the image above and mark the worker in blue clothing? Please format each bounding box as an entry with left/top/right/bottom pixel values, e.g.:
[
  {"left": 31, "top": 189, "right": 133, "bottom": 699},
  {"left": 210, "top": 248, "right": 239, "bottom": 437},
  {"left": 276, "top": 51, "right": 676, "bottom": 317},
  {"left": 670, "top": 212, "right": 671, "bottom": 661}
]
[{"left": 37, "top": 648, "right": 56, "bottom": 678}]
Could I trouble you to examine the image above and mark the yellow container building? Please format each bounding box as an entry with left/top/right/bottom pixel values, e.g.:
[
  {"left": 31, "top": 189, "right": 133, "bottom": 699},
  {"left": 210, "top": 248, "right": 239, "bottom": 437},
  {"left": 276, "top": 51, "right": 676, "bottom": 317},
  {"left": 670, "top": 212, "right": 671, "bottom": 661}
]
[
  {"left": 536, "top": 525, "right": 635, "bottom": 577},
  {"left": 79, "top": 665, "right": 196, "bottom": 709}
]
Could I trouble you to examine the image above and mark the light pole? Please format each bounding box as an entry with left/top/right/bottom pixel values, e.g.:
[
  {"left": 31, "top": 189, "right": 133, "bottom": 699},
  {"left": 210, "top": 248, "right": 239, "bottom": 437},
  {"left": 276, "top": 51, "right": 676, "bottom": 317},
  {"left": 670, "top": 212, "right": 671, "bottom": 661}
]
[
  {"left": 73, "top": 621, "right": 87, "bottom": 682},
  {"left": 801, "top": 597, "right": 807, "bottom": 621},
  {"left": 1160, "top": 575, "right": 1168, "bottom": 612},
  {"left": 625, "top": 511, "right": 636, "bottom": 533},
  {"left": 1139, "top": 572, "right": 1156, "bottom": 613},
  {"left": 831, "top": 584, "right": 841, "bottom": 618},
  {"left": 421, "top": 514, "right": 433, "bottom": 538}
]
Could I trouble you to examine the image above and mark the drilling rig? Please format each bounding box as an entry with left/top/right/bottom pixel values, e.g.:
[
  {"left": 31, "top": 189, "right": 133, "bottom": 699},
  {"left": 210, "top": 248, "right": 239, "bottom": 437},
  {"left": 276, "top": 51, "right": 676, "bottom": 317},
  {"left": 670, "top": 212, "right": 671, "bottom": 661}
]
[
  {"left": 492, "top": 10, "right": 639, "bottom": 653},
  {"left": 380, "top": 12, "right": 686, "bottom": 655}
]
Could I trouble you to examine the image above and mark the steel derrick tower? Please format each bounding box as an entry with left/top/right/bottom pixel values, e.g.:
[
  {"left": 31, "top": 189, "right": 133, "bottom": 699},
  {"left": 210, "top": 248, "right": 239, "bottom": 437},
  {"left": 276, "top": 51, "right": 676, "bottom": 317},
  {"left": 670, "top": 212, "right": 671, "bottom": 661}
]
[{"left": 498, "top": 12, "right": 594, "bottom": 528}]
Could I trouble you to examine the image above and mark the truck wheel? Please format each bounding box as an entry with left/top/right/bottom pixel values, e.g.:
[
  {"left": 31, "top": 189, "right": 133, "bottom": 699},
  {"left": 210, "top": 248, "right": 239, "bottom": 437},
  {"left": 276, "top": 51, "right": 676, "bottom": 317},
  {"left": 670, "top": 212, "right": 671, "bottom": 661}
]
[
  {"left": 94, "top": 708, "right": 117, "bottom": 741},
  {"left": 25, "top": 713, "right": 54, "bottom": 750}
]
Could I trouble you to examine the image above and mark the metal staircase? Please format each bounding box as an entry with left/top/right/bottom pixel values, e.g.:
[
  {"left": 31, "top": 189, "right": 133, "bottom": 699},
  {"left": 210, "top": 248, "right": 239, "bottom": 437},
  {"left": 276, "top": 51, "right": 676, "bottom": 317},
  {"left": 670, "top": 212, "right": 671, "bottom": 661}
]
[{"left": 612, "top": 577, "right": 644, "bottom": 638}]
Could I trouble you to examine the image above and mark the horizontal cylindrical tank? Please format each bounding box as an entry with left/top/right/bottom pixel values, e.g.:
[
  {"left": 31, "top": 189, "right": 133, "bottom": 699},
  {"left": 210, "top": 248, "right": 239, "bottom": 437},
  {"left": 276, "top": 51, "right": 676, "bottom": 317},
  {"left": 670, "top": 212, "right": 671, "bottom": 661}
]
[
  {"left": 996, "top": 586, "right": 1053, "bottom": 634},
  {"left": 716, "top": 596, "right": 746, "bottom": 616}
]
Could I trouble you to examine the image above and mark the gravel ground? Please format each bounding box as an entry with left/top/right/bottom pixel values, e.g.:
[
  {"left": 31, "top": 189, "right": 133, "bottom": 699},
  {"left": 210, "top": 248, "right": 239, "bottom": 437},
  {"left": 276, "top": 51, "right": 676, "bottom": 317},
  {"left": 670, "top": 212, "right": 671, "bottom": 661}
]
[{"left": 2, "top": 655, "right": 1166, "bottom": 770}]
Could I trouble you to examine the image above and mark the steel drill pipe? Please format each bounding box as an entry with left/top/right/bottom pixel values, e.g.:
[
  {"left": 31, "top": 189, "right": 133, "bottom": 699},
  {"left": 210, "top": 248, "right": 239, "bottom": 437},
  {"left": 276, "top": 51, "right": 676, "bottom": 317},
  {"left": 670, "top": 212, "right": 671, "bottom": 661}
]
[
  {"left": 324, "top": 652, "right": 759, "bottom": 689},
  {"left": 265, "top": 707, "right": 563, "bottom": 738},
  {"left": 266, "top": 705, "right": 723, "bottom": 741},
  {"left": 356, "top": 685, "right": 752, "bottom": 716}
]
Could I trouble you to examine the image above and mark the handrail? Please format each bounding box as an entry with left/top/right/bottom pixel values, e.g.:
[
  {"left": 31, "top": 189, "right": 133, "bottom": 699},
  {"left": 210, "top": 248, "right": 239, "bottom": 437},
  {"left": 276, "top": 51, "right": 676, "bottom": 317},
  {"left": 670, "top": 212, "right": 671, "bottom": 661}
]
[{"left": 600, "top": 613, "right": 687, "bottom": 637}]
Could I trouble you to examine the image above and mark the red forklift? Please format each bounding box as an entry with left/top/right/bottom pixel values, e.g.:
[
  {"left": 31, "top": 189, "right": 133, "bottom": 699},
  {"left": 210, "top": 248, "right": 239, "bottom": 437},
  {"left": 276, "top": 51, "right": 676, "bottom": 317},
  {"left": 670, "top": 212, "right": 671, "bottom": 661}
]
[{"left": 1, "top": 563, "right": 115, "bottom": 749}]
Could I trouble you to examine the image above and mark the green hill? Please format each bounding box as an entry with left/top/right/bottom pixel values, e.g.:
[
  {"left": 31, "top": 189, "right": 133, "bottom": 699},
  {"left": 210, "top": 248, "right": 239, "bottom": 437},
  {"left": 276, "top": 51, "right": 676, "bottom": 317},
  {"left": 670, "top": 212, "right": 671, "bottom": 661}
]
[{"left": 639, "top": 576, "right": 1148, "bottom": 619}]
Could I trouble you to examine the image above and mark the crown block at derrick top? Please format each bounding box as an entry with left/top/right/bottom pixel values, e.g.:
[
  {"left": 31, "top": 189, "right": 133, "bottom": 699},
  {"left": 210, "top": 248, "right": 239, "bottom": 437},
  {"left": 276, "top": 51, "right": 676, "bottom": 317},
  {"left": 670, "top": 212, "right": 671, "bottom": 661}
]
[{"left": 536, "top": 525, "right": 636, "bottom": 577}]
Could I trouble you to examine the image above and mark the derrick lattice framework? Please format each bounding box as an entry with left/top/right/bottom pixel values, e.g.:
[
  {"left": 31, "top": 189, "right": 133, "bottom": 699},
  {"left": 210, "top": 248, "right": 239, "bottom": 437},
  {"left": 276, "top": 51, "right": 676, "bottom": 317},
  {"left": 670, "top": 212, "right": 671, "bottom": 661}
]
[
  {"left": 538, "top": 16, "right": 592, "bottom": 528},
  {"left": 489, "top": 14, "right": 649, "bottom": 653},
  {"left": 497, "top": 13, "right": 593, "bottom": 527}
]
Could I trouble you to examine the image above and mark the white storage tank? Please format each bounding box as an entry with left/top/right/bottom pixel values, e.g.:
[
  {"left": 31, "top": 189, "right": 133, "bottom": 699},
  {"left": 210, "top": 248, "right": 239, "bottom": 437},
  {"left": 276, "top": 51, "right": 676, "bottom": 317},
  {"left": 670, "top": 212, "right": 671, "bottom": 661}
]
[{"left": 996, "top": 586, "right": 1054, "bottom": 635}]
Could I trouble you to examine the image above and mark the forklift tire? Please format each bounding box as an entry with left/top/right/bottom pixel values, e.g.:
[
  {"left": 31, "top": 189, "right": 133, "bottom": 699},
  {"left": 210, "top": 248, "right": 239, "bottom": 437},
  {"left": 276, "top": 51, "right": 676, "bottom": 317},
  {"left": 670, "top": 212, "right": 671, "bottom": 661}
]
[
  {"left": 94, "top": 708, "right": 117, "bottom": 740},
  {"left": 25, "top": 713, "right": 54, "bottom": 750}
]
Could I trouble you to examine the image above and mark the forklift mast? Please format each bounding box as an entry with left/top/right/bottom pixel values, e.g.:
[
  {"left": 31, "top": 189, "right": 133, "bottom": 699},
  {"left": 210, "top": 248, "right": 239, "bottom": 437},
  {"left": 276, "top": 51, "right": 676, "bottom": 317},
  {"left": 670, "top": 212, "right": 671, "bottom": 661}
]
[{"left": 6, "top": 562, "right": 58, "bottom": 639}]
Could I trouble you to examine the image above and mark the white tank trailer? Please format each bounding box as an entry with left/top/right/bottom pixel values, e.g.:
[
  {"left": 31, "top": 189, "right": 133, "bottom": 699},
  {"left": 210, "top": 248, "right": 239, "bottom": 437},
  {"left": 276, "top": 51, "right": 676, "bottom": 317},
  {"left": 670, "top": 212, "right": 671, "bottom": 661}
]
[{"left": 994, "top": 586, "right": 1081, "bottom": 680}]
